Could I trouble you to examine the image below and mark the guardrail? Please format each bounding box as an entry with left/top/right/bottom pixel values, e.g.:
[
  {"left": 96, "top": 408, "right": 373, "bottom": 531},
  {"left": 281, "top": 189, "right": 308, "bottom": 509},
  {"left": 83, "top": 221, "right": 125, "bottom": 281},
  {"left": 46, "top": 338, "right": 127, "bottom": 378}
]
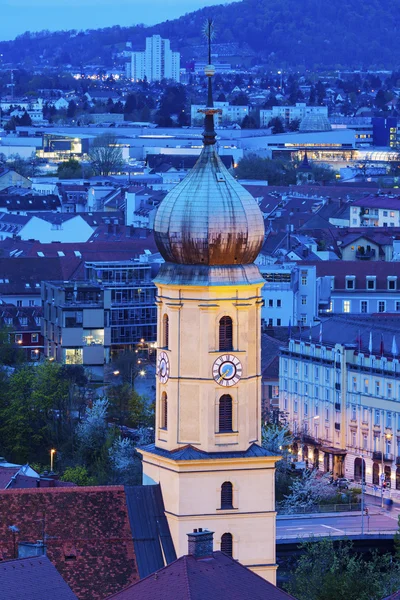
[{"left": 277, "top": 503, "right": 361, "bottom": 515}]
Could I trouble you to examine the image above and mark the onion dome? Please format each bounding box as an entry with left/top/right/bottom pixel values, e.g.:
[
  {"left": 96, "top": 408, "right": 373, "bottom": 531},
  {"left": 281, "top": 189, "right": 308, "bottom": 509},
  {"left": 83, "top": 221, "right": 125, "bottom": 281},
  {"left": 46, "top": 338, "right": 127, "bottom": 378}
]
[
  {"left": 154, "top": 66, "right": 264, "bottom": 266},
  {"left": 299, "top": 113, "right": 332, "bottom": 132}
]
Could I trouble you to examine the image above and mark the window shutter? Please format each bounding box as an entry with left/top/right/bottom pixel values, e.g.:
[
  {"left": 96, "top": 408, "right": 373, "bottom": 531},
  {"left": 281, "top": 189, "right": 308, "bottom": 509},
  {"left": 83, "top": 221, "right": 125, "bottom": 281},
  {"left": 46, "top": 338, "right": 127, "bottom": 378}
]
[
  {"left": 221, "top": 482, "right": 233, "bottom": 509},
  {"left": 161, "top": 393, "right": 168, "bottom": 429},
  {"left": 221, "top": 533, "right": 233, "bottom": 556},
  {"left": 163, "top": 314, "right": 169, "bottom": 348},
  {"left": 219, "top": 395, "right": 232, "bottom": 432},
  {"left": 219, "top": 316, "right": 233, "bottom": 351}
]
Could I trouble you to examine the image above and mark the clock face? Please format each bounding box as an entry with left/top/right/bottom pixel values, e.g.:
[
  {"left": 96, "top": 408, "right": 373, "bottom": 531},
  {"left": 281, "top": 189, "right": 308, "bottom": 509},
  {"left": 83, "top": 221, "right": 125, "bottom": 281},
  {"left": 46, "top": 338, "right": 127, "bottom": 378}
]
[
  {"left": 212, "top": 354, "right": 242, "bottom": 387},
  {"left": 157, "top": 351, "right": 170, "bottom": 384}
]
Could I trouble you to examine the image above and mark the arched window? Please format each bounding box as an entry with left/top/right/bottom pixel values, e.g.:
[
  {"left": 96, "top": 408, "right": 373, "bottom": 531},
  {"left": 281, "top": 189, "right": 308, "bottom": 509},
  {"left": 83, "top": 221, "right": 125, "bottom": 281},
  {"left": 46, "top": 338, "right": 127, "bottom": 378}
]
[
  {"left": 219, "top": 316, "right": 233, "bottom": 351},
  {"left": 221, "top": 533, "right": 233, "bottom": 556},
  {"left": 219, "top": 395, "right": 232, "bottom": 432},
  {"left": 163, "top": 314, "right": 169, "bottom": 349},
  {"left": 221, "top": 482, "right": 233, "bottom": 509},
  {"left": 161, "top": 392, "right": 168, "bottom": 429}
]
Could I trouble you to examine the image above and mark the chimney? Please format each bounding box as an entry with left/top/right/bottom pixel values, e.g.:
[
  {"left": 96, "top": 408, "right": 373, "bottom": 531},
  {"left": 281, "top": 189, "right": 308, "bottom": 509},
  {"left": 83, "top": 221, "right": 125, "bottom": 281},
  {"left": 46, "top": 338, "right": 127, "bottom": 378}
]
[
  {"left": 187, "top": 529, "right": 214, "bottom": 558},
  {"left": 18, "top": 540, "right": 46, "bottom": 559}
]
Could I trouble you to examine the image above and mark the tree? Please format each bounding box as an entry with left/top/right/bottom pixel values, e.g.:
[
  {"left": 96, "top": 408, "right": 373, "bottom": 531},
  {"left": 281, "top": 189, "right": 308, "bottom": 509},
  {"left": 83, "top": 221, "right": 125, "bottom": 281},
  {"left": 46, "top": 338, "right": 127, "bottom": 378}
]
[
  {"left": 76, "top": 398, "right": 109, "bottom": 462},
  {"left": 268, "top": 117, "right": 284, "bottom": 134},
  {"left": 286, "top": 538, "right": 400, "bottom": 600},
  {"left": 241, "top": 114, "right": 258, "bottom": 129},
  {"left": 67, "top": 100, "right": 77, "bottom": 118},
  {"left": 279, "top": 468, "right": 334, "bottom": 513},
  {"left": 108, "top": 436, "right": 142, "bottom": 485},
  {"left": 288, "top": 118, "right": 301, "bottom": 131},
  {"left": 107, "top": 383, "right": 149, "bottom": 427},
  {"left": 60, "top": 465, "right": 96, "bottom": 486},
  {"left": 231, "top": 92, "right": 248, "bottom": 106},
  {"left": 89, "top": 133, "right": 124, "bottom": 176},
  {"left": 57, "top": 158, "right": 83, "bottom": 179}
]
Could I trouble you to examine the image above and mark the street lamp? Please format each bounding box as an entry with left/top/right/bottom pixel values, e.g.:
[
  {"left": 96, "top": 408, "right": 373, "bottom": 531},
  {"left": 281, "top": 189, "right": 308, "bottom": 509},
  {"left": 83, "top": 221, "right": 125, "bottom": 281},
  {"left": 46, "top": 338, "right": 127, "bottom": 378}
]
[
  {"left": 50, "top": 448, "right": 56, "bottom": 472},
  {"left": 381, "top": 433, "right": 392, "bottom": 508}
]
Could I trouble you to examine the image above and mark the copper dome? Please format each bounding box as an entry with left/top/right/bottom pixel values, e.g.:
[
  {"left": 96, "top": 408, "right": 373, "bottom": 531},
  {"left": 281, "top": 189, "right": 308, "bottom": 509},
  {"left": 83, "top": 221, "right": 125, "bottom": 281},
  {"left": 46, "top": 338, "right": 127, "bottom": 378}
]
[{"left": 154, "top": 145, "right": 265, "bottom": 266}]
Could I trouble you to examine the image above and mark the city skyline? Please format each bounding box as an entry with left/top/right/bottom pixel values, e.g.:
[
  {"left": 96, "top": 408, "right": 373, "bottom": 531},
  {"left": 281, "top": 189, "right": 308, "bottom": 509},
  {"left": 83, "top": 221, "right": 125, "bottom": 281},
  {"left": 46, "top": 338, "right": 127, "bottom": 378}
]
[{"left": 0, "top": 0, "right": 237, "bottom": 41}]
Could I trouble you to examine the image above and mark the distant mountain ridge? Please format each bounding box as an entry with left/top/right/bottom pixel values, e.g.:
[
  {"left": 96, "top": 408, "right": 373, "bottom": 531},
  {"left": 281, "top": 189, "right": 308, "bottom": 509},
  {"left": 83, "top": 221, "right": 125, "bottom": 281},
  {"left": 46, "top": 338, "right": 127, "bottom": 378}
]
[{"left": 0, "top": 0, "right": 398, "bottom": 69}]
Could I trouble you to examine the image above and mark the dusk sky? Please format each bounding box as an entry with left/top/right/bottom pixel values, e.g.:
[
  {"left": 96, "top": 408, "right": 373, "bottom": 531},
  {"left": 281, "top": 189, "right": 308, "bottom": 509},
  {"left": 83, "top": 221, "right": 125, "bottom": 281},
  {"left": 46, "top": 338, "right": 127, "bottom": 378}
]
[{"left": 1, "top": 0, "right": 233, "bottom": 42}]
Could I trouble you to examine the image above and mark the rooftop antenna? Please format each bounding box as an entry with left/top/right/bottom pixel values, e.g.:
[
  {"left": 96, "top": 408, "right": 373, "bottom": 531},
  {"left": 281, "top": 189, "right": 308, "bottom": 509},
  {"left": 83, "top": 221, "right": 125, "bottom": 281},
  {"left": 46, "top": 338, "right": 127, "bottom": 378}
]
[{"left": 198, "top": 19, "right": 221, "bottom": 146}]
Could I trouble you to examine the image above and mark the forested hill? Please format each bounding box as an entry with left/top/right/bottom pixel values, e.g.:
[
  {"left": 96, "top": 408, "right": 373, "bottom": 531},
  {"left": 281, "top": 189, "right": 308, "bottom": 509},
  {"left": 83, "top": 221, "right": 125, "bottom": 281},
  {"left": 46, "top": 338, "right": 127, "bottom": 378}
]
[{"left": 0, "top": 0, "right": 398, "bottom": 69}]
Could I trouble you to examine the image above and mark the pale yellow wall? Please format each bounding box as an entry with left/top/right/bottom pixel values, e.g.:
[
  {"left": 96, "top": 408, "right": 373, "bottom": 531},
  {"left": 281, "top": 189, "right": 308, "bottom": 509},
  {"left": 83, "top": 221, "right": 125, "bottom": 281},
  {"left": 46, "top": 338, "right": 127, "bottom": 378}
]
[
  {"left": 155, "top": 282, "right": 263, "bottom": 453},
  {"left": 143, "top": 274, "right": 278, "bottom": 584},
  {"left": 341, "top": 237, "right": 379, "bottom": 261},
  {"left": 142, "top": 451, "right": 278, "bottom": 584}
]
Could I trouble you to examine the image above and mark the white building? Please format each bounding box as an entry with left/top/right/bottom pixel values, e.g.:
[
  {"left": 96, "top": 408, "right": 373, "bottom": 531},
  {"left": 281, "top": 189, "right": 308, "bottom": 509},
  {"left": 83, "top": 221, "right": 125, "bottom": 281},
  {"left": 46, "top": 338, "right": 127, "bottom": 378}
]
[
  {"left": 260, "top": 103, "right": 328, "bottom": 128},
  {"left": 191, "top": 102, "right": 249, "bottom": 127},
  {"left": 350, "top": 196, "right": 400, "bottom": 228},
  {"left": 127, "top": 35, "right": 180, "bottom": 83},
  {"left": 257, "top": 263, "right": 331, "bottom": 327},
  {"left": 279, "top": 316, "right": 400, "bottom": 491}
]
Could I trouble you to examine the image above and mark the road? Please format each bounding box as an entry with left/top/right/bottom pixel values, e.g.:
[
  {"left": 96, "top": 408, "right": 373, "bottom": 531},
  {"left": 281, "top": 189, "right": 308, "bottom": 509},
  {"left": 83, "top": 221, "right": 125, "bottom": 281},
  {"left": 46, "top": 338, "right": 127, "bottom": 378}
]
[{"left": 277, "top": 513, "right": 397, "bottom": 539}]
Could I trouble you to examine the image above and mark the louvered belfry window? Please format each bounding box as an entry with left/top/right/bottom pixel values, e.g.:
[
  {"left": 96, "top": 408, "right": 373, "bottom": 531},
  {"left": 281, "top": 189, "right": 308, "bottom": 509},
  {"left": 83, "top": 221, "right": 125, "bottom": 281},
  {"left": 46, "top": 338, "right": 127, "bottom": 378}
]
[
  {"left": 221, "top": 533, "right": 233, "bottom": 556},
  {"left": 221, "top": 482, "right": 233, "bottom": 509},
  {"left": 219, "top": 395, "right": 233, "bottom": 432},
  {"left": 219, "top": 316, "right": 233, "bottom": 351},
  {"left": 163, "top": 314, "right": 169, "bottom": 348},
  {"left": 161, "top": 392, "right": 168, "bottom": 429}
]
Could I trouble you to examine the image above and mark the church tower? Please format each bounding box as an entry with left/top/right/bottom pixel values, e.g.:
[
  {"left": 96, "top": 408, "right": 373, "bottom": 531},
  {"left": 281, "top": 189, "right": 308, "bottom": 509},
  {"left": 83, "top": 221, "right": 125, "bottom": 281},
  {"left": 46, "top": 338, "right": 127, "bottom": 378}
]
[{"left": 141, "top": 21, "right": 279, "bottom": 583}]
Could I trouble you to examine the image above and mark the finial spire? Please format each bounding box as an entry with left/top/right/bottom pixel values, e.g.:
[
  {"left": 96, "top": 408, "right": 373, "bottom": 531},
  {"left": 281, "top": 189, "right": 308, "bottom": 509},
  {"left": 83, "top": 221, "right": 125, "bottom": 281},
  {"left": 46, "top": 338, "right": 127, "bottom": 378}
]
[{"left": 198, "top": 18, "right": 221, "bottom": 146}]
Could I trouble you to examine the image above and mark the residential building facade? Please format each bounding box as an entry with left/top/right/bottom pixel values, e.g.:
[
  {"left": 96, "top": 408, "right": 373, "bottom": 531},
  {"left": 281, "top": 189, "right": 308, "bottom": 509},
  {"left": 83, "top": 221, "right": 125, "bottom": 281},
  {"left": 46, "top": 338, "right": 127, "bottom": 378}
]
[
  {"left": 258, "top": 263, "right": 330, "bottom": 327},
  {"left": 191, "top": 102, "right": 249, "bottom": 126},
  {"left": 350, "top": 197, "right": 400, "bottom": 227},
  {"left": 260, "top": 103, "right": 328, "bottom": 128},
  {"left": 42, "top": 281, "right": 111, "bottom": 381},
  {"left": 279, "top": 327, "right": 400, "bottom": 490}
]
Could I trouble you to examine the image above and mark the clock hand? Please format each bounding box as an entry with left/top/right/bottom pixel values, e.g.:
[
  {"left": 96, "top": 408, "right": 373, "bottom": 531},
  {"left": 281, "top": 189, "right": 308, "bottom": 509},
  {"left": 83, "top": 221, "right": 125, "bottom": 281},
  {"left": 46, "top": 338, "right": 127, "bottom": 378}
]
[{"left": 217, "top": 367, "right": 229, "bottom": 383}]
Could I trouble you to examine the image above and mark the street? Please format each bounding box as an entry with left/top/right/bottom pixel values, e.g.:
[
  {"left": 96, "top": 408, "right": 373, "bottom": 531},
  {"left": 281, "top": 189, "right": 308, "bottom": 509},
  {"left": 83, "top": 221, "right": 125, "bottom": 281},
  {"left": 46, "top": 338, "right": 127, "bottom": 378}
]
[{"left": 277, "top": 513, "right": 398, "bottom": 539}]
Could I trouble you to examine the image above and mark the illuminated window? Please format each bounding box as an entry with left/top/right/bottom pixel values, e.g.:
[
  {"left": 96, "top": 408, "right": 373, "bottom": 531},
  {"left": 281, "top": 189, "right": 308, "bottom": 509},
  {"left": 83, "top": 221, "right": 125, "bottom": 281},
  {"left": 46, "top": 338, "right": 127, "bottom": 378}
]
[{"left": 343, "top": 301, "right": 350, "bottom": 313}]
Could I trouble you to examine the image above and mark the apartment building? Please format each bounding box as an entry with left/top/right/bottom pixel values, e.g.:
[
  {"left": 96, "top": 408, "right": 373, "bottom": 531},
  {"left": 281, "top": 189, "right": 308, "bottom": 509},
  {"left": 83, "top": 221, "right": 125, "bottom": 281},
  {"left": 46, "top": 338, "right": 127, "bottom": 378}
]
[
  {"left": 350, "top": 196, "right": 400, "bottom": 227},
  {"left": 258, "top": 263, "right": 331, "bottom": 327},
  {"left": 126, "top": 35, "right": 180, "bottom": 82},
  {"left": 85, "top": 260, "right": 157, "bottom": 354},
  {"left": 279, "top": 316, "right": 400, "bottom": 489},
  {"left": 259, "top": 103, "right": 328, "bottom": 128},
  {"left": 42, "top": 281, "right": 111, "bottom": 381},
  {"left": 311, "top": 261, "right": 400, "bottom": 315},
  {"left": 191, "top": 102, "right": 249, "bottom": 126}
]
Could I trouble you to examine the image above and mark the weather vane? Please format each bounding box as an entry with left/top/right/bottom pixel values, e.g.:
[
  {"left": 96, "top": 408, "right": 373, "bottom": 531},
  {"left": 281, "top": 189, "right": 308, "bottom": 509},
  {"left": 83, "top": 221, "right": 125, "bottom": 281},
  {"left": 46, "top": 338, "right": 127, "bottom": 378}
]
[{"left": 203, "top": 18, "right": 215, "bottom": 65}]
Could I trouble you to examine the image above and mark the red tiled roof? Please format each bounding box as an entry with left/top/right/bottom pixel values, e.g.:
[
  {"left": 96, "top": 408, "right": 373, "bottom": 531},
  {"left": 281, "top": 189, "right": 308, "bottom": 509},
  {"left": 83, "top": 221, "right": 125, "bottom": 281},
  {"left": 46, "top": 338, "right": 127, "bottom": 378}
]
[
  {"left": 353, "top": 195, "right": 400, "bottom": 209},
  {"left": 0, "top": 487, "right": 138, "bottom": 600},
  {"left": 0, "top": 556, "right": 78, "bottom": 600},
  {"left": 0, "top": 467, "right": 19, "bottom": 489},
  {"left": 303, "top": 260, "right": 400, "bottom": 290},
  {"left": 106, "top": 551, "right": 296, "bottom": 600}
]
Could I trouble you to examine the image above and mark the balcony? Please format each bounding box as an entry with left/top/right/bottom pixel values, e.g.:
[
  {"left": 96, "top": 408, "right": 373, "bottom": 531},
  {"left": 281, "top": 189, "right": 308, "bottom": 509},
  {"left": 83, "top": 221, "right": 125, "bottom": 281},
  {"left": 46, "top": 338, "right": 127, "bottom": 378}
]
[
  {"left": 372, "top": 451, "right": 382, "bottom": 461},
  {"left": 356, "top": 248, "right": 376, "bottom": 260},
  {"left": 396, "top": 457, "right": 400, "bottom": 466},
  {"left": 384, "top": 453, "right": 394, "bottom": 462}
]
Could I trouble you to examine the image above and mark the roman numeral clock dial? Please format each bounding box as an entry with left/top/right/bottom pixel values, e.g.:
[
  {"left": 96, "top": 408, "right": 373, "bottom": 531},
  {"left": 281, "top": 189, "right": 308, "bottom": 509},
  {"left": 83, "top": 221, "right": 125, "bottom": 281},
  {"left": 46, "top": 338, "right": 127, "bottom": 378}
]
[
  {"left": 157, "top": 351, "right": 170, "bottom": 384},
  {"left": 212, "top": 354, "right": 242, "bottom": 387}
]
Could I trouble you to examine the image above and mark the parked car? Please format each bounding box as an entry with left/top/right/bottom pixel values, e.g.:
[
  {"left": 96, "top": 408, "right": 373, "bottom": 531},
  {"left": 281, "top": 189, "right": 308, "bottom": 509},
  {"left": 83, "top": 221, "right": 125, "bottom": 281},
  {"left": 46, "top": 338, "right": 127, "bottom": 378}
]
[{"left": 336, "top": 478, "right": 350, "bottom": 490}]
